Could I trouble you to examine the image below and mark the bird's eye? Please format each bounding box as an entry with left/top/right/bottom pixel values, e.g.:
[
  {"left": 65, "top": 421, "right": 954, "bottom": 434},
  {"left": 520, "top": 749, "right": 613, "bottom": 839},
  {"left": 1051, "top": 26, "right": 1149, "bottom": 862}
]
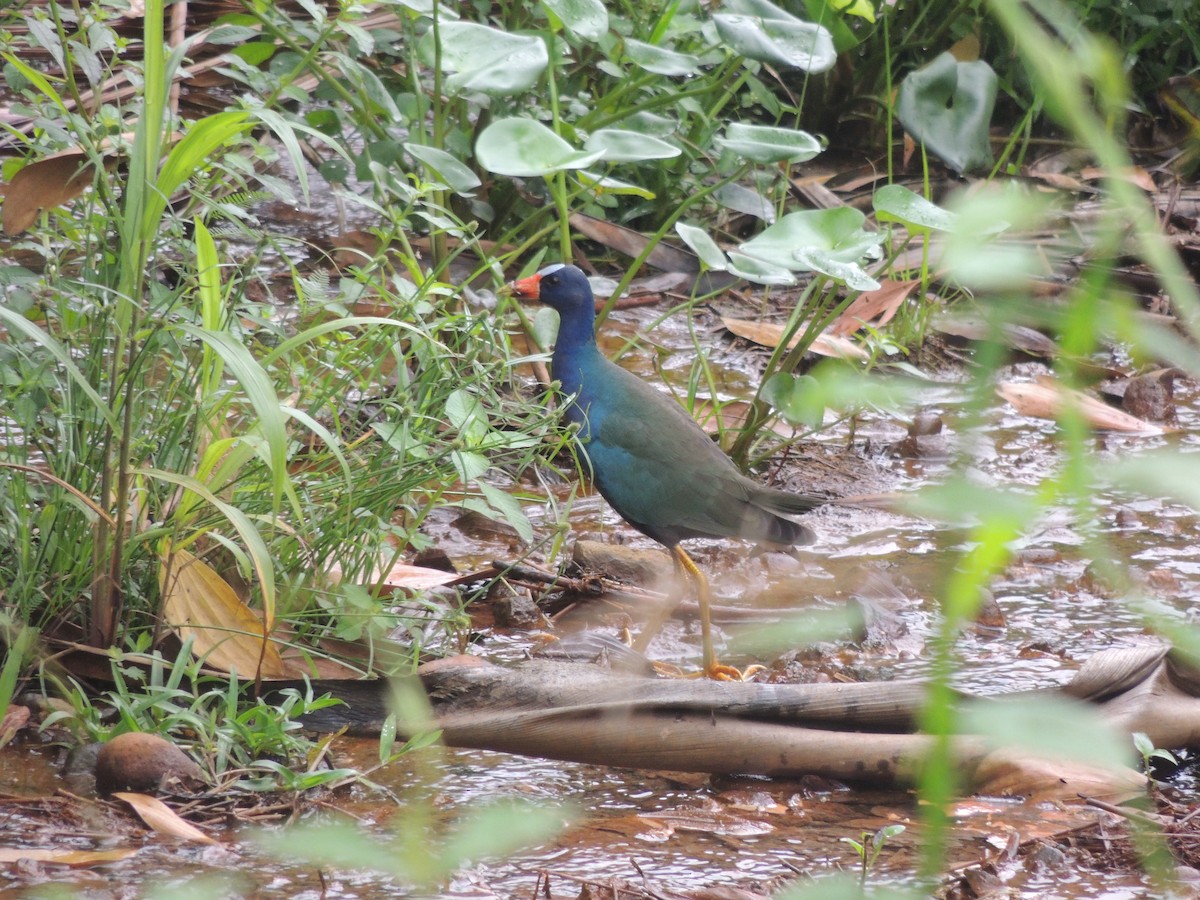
[{"left": 544, "top": 275, "right": 558, "bottom": 286}]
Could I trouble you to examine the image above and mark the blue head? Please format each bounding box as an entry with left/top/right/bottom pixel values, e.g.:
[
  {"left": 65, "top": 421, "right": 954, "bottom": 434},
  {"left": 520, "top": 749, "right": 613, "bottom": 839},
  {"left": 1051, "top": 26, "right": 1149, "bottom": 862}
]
[{"left": 508, "top": 263, "right": 596, "bottom": 324}]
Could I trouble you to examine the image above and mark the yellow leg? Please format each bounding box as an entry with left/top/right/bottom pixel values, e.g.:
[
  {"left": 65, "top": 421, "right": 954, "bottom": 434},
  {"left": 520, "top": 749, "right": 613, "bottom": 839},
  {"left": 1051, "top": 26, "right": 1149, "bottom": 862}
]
[{"left": 671, "top": 545, "right": 743, "bottom": 680}]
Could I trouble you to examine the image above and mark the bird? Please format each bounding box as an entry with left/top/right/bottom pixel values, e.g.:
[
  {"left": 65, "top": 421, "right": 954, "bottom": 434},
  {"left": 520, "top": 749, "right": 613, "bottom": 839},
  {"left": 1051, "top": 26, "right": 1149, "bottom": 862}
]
[{"left": 508, "top": 262, "right": 823, "bottom": 679}]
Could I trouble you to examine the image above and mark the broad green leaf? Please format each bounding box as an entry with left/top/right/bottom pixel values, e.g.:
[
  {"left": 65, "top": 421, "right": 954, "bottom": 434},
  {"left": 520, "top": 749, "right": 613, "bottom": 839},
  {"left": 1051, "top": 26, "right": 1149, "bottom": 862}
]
[
  {"left": 623, "top": 38, "right": 700, "bottom": 75},
  {"left": 737, "top": 208, "right": 882, "bottom": 287},
  {"left": 675, "top": 223, "right": 728, "bottom": 270},
  {"left": 830, "top": 0, "right": 875, "bottom": 22},
  {"left": 541, "top": 0, "right": 608, "bottom": 41},
  {"left": 960, "top": 695, "right": 1132, "bottom": 769},
  {"left": 477, "top": 481, "right": 534, "bottom": 543},
  {"left": 446, "top": 388, "right": 488, "bottom": 444},
  {"left": 714, "top": 0, "right": 836, "bottom": 72},
  {"left": 725, "top": 251, "right": 795, "bottom": 285},
  {"left": 475, "top": 118, "right": 603, "bottom": 177},
  {"left": 873, "top": 184, "right": 956, "bottom": 233},
  {"left": 417, "top": 22, "right": 547, "bottom": 95},
  {"left": 404, "top": 143, "right": 481, "bottom": 195},
  {"left": 794, "top": 249, "right": 880, "bottom": 290},
  {"left": 896, "top": 51, "right": 998, "bottom": 174},
  {"left": 762, "top": 372, "right": 824, "bottom": 429},
  {"left": 715, "top": 123, "right": 822, "bottom": 163},
  {"left": 940, "top": 183, "right": 1048, "bottom": 290},
  {"left": 714, "top": 182, "right": 776, "bottom": 222},
  {"left": 438, "top": 800, "right": 570, "bottom": 872},
  {"left": 584, "top": 128, "right": 681, "bottom": 162},
  {"left": 575, "top": 170, "right": 655, "bottom": 199}
]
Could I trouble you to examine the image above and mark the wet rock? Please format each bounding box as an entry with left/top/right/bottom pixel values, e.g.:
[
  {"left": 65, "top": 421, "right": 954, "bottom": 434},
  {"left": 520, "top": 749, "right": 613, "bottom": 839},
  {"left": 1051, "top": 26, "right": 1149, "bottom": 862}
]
[
  {"left": 1141, "top": 566, "right": 1182, "bottom": 594},
  {"left": 1122, "top": 368, "right": 1177, "bottom": 421},
  {"left": 453, "top": 509, "right": 522, "bottom": 543},
  {"left": 94, "top": 732, "right": 204, "bottom": 796},
  {"left": 572, "top": 539, "right": 673, "bottom": 586},
  {"left": 755, "top": 549, "right": 805, "bottom": 577},
  {"left": 1114, "top": 508, "right": 1143, "bottom": 529},
  {"left": 848, "top": 596, "right": 907, "bottom": 648},
  {"left": 910, "top": 411, "right": 944, "bottom": 436},
  {"left": 1027, "top": 841, "right": 1068, "bottom": 871},
  {"left": 411, "top": 547, "right": 457, "bottom": 573},
  {"left": 490, "top": 581, "right": 546, "bottom": 628},
  {"left": 973, "top": 590, "right": 1006, "bottom": 631}
]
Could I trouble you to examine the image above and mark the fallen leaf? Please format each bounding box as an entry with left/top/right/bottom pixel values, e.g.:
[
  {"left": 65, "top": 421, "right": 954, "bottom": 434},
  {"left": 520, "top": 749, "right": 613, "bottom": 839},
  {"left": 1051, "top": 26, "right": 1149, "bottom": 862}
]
[
  {"left": 722, "top": 316, "right": 869, "bottom": 361},
  {"left": 160, "top": 548, "right": 287, "bottom": 678},
  {"left": 1080, "top": 165, "right": 1157, "bottom": 192},
  {"left": 112, "top": 792, "right": 217, "bottom": 844},
  {"left": 997, "top": 379, "right": 1166, "bottom": 433},
  {"left": 639, "top": 808, "right": 774, "bottom": 837},
  {"left": 829, "top": 278, "right": 922, "bottom": 336},
  {"left": 0, "top": 704, "right": 31, "bottom": 748},
  {"left": 0, "top": 847, "right": 139, "bottom": 866},
  {"left": 935, "top": 315, "right": 1060, "bottom": 357},
  {"left": 2, "top": 151, "right": 98, "bottom": 235},
  {"left": 326, "top": 560, "right": 459, "bottom": 592}
]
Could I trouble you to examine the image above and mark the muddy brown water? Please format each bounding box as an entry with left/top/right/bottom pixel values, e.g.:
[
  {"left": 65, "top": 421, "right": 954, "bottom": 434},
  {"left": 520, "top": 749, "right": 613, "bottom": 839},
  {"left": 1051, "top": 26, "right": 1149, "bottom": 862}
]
[{"left": 6, "top": 304, "right": 1195, "bottom": 897}]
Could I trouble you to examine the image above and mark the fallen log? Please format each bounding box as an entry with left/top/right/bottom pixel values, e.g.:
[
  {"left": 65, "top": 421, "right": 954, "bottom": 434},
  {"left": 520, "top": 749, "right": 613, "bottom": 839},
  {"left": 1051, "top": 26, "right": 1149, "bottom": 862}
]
[{"left": 289, "top": 644, "right": 1197, "bottom": 796}]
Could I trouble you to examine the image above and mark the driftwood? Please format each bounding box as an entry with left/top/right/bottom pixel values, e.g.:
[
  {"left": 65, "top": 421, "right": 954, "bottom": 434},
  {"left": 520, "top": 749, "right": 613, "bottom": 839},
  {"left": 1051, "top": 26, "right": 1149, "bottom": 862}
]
[{"left": 294, "top": 644, "right": 1198, "bottom": 795}]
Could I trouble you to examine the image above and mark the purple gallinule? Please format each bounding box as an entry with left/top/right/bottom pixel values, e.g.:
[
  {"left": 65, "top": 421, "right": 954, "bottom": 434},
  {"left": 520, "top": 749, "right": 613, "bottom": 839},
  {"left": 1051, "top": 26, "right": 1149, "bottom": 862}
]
[{"left": 510, "top": 263, "right": 822, "bottom": 679}]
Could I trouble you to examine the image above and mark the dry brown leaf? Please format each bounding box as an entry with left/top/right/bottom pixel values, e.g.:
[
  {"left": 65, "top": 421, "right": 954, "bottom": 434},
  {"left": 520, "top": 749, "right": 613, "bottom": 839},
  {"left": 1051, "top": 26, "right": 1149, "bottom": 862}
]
[
  {"left": 0, "top": 847, "right": 139, "bottom": 866},
  {"left": 326, "top": 559, "right": 459, "bottom": 592},
  {"left": 2, "top": 151, "right": 98, "bottom": 235},
  {"left": 997, "top": 379, "right": 1166, "bottom": 433},
  {"left": 829, "top": 278, "right": 922, "bottom": 336},
  {"left": 1080, "top": 166, "right": 1157, "bottom": 192},
  {"left": 112, "top": 792, "right": 217, "bottom": 844},
  {"left": 567, "top": 212, "right": 699, "bottom": 273},
  {"left": 160, "top": 548, "right": 287, "bottom": 678},
  {"left": 0, "top": 704, "right": 31, "bottom": 748},
  {"left": 722, "top": 316, "right": 869, "bottom": 361},
  {"left": 948, "top": 33, "right": 981, "bottom": 62}
]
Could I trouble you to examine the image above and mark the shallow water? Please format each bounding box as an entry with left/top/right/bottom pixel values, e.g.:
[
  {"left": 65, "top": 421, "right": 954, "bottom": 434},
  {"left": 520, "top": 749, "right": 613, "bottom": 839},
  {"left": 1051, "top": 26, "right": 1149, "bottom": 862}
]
[{"left": 4, "top": 233, "right": 1199, "bottom": 899}]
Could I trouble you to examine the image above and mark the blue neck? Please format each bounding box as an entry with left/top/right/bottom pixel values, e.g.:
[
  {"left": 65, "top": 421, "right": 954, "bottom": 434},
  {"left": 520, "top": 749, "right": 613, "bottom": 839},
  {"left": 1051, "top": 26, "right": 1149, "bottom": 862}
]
[{"left": 550, "top": 302, "right": 598, "bottom": 398}]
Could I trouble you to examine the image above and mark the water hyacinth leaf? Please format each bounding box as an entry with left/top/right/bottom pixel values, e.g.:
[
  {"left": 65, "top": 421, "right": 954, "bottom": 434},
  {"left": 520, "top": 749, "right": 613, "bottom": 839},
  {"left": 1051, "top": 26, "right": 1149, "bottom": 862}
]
[
  {"left": 715, "top": 123, "right": 822, "bottom": 163},
  {"left": 675, "top": 223, "right": 728, "bottom": 271},
  {"left": 714, "top": 0, "right": 836, "bottom": 72},
  {"left": 738, "top": 208, "right": 882, "bottom": 282},
  {"left": 794, "top": 249, "right": 880, "bottom": 291},
  {"left": 576, "top": 170, "right": 655, "bottom": 199},
  {"left": 417, "top": 22, "right": 547, "bottom": 95},
  {"left": 584, "top": 128, "right": 681, "bottom": 162},
  {"left": 873, "top": 184, "right": 956, "bottom": 233},
  {"left": 725, "top": 251, "right": 795, "bottom": 285},
  {"left": 896, "top": 51, "right": 998, "bottom": 174},
  {"left": 476, "top": 118, "right": 604, "bottom": 177},
  {"left": 714, "top": 182, "right": 775, "bottom": 222},
  {"left": 541, "top": 0, "right": 608, "bottom": 41},
  {"left": 623, "top": 38, "right": 700, "bottom": 75},
  {"left": 404, "top": 143, "right": 481, "bottom": 195}
]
